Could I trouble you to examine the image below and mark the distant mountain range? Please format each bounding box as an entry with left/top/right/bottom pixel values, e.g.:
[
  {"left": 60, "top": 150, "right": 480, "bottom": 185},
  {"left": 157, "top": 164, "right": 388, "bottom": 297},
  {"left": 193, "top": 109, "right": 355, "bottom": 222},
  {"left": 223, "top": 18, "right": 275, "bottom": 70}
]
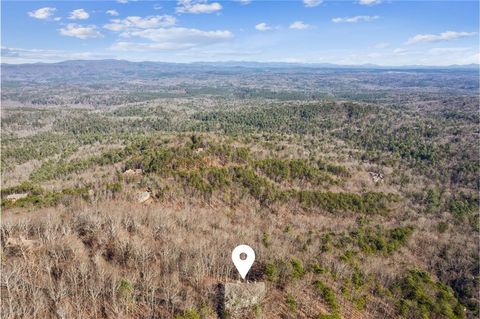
[
  {"left": 191, "top": 61, "right": 480, "bottom": 70},
  {"left": 2, "top": 59, "right": 479, "bottom": 70},
  {"left": 2, "top": 59, "right": 478, "bottom": 83}
]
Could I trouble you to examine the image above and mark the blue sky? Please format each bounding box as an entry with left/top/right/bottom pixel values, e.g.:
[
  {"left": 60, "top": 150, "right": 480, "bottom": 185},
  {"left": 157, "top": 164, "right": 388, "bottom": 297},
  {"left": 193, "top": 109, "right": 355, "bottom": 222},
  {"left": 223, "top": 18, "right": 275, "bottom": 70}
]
[{"left": 1, "top": 0, "right": 479, "bottom": 65}]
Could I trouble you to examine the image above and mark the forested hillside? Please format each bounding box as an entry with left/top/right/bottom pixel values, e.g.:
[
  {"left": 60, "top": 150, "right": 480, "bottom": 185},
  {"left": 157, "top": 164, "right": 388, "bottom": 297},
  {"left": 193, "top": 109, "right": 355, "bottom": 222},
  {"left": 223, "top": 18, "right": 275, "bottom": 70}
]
[{"left": 1, "top": 61, "right": 479, "bottom": 319}]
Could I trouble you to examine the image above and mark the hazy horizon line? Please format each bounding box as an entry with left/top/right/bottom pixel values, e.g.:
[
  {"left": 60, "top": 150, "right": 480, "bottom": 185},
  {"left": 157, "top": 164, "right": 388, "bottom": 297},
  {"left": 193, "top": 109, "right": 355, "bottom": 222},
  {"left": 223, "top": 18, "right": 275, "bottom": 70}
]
[{"left": 2, "top": 58, "right": 479, "bottom": 69}]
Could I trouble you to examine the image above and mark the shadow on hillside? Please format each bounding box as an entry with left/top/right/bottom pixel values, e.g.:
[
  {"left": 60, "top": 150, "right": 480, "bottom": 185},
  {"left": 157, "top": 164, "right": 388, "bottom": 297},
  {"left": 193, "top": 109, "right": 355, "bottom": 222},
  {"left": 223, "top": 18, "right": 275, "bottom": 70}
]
[{"left": 215, "top": 283, "right": 225, "bottom": 318}]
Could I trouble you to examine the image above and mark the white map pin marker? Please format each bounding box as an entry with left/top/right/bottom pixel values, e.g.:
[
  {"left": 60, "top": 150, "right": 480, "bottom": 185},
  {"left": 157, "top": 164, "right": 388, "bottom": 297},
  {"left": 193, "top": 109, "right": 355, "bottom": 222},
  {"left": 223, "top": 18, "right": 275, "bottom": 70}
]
[{"left": 232, "top": 244, "right": 255, "bottom": 280}]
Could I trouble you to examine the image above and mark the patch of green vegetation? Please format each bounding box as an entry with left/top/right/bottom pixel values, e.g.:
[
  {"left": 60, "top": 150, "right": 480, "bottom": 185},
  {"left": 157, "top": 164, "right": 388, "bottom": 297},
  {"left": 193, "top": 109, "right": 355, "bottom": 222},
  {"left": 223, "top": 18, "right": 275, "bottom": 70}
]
[
  {"left": 232, "top": 167, "right": 280, "bottom": 205},
  {"left": 105, "top": 182, "right": 122, "bottom": 194},
  {"left": 290, "top": 258, "right": 306, "bottom": 280},
  {"left": 179, "top": 171, "right": 213, "bottom": 197},
  {"left": 206, "top": 144, "right": 251, "bottom": 163},
  {"left": 320, "top": 233, "right": 333, "bottom": 253},
  {"left": 391, "top": 269, "right": 465, "bottom": 319},
  {"left": 353, "top": 295, "right": 367, "bottom": 311},
  {"left": 297, "top": 191, "right": 396, "bottom": 214},
  {"left": 30, "top": 147, "right": 129, "bottom": 182},
  {"left": 351, "top": 267, "right": 366, "bottom": 290},
  {"left": 350, "top": 226, "right": 414, "bottom": 254},
  {"left": 265, "top": 262, "right": 278, "bottom": 282},
  {"left": 252, "top": 304, "right": 262, "bottom": 318},
  {"left": 286, "top": 294, "right": 298, "bottom": 312},
  {"left": 311, "top": 263, "right": 326, "bottom": 274},
  {"left": 194, "top": 102, "right": 354, "bottom": 135},
  {"left": 265, "top": 259, "right": 307, "bottom": 285},
  {"left": 437, "top": 222, "right": 449, "bottom": 233},
  {"left": 205, "top": 168, "right": 231, "bottom": 190},
  {"left": 1, "top": 181, "right": 43, "bottom": 197},
  {"left": 424, "top": 188, "right": 443, "bottom": 214},
  {"left": 449, "top": 192, "right": 478, "bottom": 220},
  {"left": 174, "top": 308, "right": 201, "bottom": 319},
  {"left": 2, "top": 186, "right": 90, "bottom": 209},
  {"left": 317, "top": 161, "right": 351, "bottom": 178},
  {"left": 262, "top": 232, "right": 271, "bottom": 248},
  {"left": 340, "top": 250, "right": 357, "bottom": 263},
  {"left": 314, "top": 280, "right": 340, "bottom": 316},
  {"left": 284, "top": 224, "right": 292, "bottom": 234},
  {"left": 117, "top": 278, "right": 134, "bottom": 301},
  {"left": 254, "top": 158, "right": 337, "bottom": 185},
  {"left": 1, "top": 132, "right": 79, "bottom": 166}
]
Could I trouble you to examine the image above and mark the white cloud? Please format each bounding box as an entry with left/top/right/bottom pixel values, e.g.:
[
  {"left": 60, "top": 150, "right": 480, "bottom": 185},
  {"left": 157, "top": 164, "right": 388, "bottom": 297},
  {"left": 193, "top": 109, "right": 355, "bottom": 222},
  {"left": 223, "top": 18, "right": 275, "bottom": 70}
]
[
  {"left": 104, "top": 15, "right": 176, "bottom": 31},
  {"left": 106, "top": 10, "right": 119, "bottom": 16},
  {"left": 153, "top": 4, "right": 163, "bottom": 10},
  {"left": 359, "top": 0, "right": 382, "bottom": 6},
  {"left": 27, "top": 7, "right": 56, "bottom": 20},
  {"left": 69, "top": 9, "right": 90, "bottom": 20},
  {"left": 466, "top": 53, "right": 480, "bottom": 64},
  {"left": 176, "top": 0, "right": 222, "bottom": 14},
  {"left": 1, "top": 47, "right": 114, "bottom": 63},
  {"left": 407, "top": 31, "right": 477, "bottom": 44},
  {"left": 429, "top": 47, "right": 471, "bottom": 54},
  {"left": 54, "top": 17, "right": 62, "bottom": 21},
  {"left": 255, "top": 22, "right": 271, "bottom": 31},
  {"left": 176, "top": 48, "right": 261, "bottom": 59},
  {"left": 117, "top": 0, "right": 128, "bottom": 3},
  {"left": 393, "top": 48, "right": 408, "bottom": 55},
  {"left": 236, "top": 0, "right": 251, "bottom": 4},
  {"left": 303, "top": 0, "right": 323, "bottom": 7},
  {"left": 59, "top": 24, "right": 103, "bottom": 39},
  {"left": 2, "top": 47, "right": 57, "bottom": 58},
  {"left": 112, "top": 41, "right": 195, "bottom": 51},
  {"left": 116, "top": 27, "right": 233, "bottom": 50},
  {"left": 289, "top": 21, "right": 311, "bottom": 30},
  {"left": 332, "top": 15, "right": 379, "bottom": 23}
]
